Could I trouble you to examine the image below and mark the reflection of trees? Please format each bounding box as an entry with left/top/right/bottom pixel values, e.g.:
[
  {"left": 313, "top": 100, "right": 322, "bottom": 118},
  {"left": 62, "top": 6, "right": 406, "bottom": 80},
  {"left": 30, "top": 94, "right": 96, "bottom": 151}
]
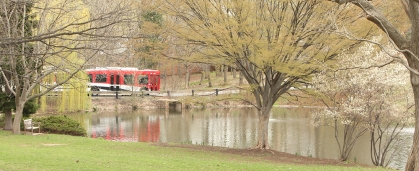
[
  {"left": 80, "top": 108, "right": 411, "bottom": 168},
  {"left": 270, "top": 108, "right": 316, "bottom": 156},
  {"left": 160, "top": 111, "right": 191, "bottom": 143}
]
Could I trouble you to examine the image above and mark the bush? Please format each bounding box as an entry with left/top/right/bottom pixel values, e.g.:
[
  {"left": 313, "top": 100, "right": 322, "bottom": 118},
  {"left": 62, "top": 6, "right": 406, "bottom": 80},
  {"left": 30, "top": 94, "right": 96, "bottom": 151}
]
[
  {"left": 23, "top": 99, "right": 39, "bottom": 117},
  {"left": 33, "top": 116, "right": 87, "bottom": 137},
  {"left": 0, "top": 114, "right": 4, "bottom": 128}
]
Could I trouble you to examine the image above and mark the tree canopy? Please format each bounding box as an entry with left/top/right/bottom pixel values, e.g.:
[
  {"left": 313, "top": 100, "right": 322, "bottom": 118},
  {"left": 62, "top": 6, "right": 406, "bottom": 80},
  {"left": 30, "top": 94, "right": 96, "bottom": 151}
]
[{"left": 162, "top": 0, "right": 369, "bottom": 149}]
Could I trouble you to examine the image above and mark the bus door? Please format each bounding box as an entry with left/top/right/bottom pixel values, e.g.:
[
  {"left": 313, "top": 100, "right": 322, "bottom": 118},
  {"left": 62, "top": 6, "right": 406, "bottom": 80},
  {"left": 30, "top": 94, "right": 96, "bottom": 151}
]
[
  {"left": 110, "top": 74, "right": 115, "bottom": 91},
  {"left": 149, "top": 74, "right": 154, "bottom": 91},
  {"left": 116, "top": 75, "right": 120, "bottom": 91},
  {"left": 156, "top": 75, "right": 160, "bottom": 91},
  {"left": 110, "top": 74, "right": 120, "bottom": 91}
]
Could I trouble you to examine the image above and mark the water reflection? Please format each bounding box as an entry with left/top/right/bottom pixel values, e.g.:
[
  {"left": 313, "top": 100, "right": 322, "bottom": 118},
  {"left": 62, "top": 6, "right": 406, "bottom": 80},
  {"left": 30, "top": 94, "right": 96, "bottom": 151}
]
[{"left": 65, "top": 107, "right": 413, "bottom": 169}]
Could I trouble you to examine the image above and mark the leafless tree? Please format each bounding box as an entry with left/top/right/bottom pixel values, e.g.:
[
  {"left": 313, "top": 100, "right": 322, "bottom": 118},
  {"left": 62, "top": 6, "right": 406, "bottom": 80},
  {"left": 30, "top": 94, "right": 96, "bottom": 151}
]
[{"left": 0, "top": 0, "right": 137, "bottom": 134}]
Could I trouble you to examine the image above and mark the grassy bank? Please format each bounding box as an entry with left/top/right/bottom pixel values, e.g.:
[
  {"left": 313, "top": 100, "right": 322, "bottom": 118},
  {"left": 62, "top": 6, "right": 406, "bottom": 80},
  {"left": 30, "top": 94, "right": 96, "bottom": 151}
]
[{"left": 0, "top": 131, "right": 388, "bottom": 171}]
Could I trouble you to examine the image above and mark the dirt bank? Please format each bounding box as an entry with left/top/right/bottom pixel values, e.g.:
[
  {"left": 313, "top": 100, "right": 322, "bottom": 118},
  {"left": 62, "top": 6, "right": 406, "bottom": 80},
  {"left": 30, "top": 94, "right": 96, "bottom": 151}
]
[{"left": 91, "top": 95, "right": 253, "bottom": 111}]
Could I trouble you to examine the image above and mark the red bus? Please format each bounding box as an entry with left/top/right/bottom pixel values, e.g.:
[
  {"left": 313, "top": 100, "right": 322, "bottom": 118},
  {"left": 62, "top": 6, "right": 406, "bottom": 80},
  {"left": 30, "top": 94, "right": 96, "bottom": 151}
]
[{"left": 86, "top": 67, "right": 160, "bottom": 92}]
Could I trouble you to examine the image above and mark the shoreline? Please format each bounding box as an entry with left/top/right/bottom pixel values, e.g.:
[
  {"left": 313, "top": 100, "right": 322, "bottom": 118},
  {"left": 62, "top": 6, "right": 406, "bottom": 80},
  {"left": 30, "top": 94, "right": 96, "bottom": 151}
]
[{"left": 90, "top": 95, "right": 324, "bottom": 111}]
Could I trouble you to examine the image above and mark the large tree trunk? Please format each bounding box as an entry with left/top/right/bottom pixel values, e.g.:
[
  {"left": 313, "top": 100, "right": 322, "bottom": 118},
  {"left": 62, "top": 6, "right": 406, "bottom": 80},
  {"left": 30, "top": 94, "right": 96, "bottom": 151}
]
[
  {"left": 3, "top": 73, "right": 13, "bottom": 130},
  {"left": 255, "top": 106, "right": 273, "bottom": 149},
  {"left": 405, "top": 2, "right": 419, "bottom": 170},
  {"left": 406, "top": 83, "right": 419, "bottom": 171},
  {"left": 12, "top": 101, "right": 24, "bottom": 134}
]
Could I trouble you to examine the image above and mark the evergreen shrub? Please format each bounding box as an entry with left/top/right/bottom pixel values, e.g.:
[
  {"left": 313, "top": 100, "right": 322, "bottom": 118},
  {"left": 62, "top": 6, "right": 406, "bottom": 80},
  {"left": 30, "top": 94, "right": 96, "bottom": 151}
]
[
  {"left": 0, "top": 115, "right": 4, "bottom": 128},
  {"left": 33, "top": 116, "right": 86, "bottom": 136}
]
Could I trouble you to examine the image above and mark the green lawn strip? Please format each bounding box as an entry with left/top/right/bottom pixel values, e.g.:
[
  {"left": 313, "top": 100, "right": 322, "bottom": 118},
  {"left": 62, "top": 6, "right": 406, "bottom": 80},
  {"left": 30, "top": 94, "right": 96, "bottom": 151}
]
[{"left": 0, "top": 130, "right": 388, "bottom": 171}]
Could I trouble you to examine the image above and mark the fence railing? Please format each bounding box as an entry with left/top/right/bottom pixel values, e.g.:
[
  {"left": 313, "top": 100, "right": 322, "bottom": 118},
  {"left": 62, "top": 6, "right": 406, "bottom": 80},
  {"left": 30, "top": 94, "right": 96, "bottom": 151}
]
[{"left": 87, "top": 87, "right": 242, "bottom": 98}]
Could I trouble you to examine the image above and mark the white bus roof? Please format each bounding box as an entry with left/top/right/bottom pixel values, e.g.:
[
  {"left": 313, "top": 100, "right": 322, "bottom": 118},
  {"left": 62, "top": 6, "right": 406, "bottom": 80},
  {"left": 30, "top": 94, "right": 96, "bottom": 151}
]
[
  {"left": 85, "top": 67, "right": 159, "bottom": 71},
  {"left": 86, "top": 67, "right": 139, "bottom": 71}
]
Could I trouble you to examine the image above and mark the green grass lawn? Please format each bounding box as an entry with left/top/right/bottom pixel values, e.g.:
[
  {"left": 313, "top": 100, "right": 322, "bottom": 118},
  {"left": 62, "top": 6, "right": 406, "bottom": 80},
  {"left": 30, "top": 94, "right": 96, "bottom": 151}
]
[{"left": 0, "top": 130, "right": 389, "bottom": 171}]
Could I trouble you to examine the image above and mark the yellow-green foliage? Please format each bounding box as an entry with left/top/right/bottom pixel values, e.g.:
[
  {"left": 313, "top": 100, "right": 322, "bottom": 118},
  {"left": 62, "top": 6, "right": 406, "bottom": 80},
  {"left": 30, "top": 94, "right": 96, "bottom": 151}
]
[
  {"left": 57, "top": 71, "right": 90, "bottom": 113},
  {"left": 163, "top": 0, "right": 374, "bottom": 82},
  {"left": 39, "top": 71, "right": 91, "bottom": 113},
  {"left": 32, "top": 0, "right": 91, "bottom": 113},
  {"left": 34, "top": 0, "right": 90, "bottom": 33}
]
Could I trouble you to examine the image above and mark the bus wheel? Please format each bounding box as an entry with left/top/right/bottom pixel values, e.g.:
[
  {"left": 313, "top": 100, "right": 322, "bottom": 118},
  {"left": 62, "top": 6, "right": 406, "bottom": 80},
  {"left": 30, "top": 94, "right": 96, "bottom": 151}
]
[{"left": 91, "top": 86, "right": 100, "bottom": 96}]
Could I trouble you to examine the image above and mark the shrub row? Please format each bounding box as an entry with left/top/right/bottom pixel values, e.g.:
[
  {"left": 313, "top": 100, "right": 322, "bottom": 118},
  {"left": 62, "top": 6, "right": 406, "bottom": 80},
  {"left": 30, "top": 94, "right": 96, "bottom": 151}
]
[{"left": 0, "top": 115, "right": 86, "bottom": 137}]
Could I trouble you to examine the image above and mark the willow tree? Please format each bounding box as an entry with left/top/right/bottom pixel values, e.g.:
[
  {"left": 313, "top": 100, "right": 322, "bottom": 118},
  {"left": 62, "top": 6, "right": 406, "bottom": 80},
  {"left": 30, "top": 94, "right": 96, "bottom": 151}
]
[
  {"left": 163, "top": 0, "right": 362, "bottom": 149},
  {"left": 0, "top": 0, "right": 135, "bottom": 134},
  {"left": 327, "top": 0, "right": 419, "bottom": 170}
]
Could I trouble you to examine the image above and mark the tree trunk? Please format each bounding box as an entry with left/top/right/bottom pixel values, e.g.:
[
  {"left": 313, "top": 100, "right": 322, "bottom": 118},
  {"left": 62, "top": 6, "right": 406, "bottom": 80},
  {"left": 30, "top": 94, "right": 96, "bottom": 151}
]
[
  {"left": 239, "top": 70, "right": 243, "bottom": 85},
  {"left": 12, "top": 102, "right": 24, "bottom": 134},
  {"left": 405, "top": 3, "right": 419, "bottom": 170},
  {"left": 232, "top": 67, "right": 237, "bottom": 78},
  {"left": 216, "top": 65, "right": 221, "bottom": 77},
  {"left": 206, "top": 65, "right": 212, "bottom": 87},
  {"left": 171, "top": 66, "right": 175, "bottom": 90},
  {"left": 199, "top": 71, "right": 204, "bottom": 85},
  {"left": 223, "top": 65, "right": 227, "bottom": 84},
  {"left": 207, "top": 70, "right": 212, "bottom": 87},
  {"left": 177, "top": 64, "right": 182, "bottom": 87},
  {"left": 3, "top": 81, "right": 13, "bottom": 130},
  {"left": 406, "top": 83, "right": 419, "bottom": 171},
  {"left": 4, "top": 109, "right": 12, "bottom": 130},
  {"left": 185, "top": 65, "right": 190, "bottom": 89},
  {"left": 163, "top": 69, "right": 167, "bottom": 90},
  {"left": 3, "top": 72, "right": 13, "bottom": 130},
  {"left": 255, "top": 106, "right": 272, "bottom": 149}
]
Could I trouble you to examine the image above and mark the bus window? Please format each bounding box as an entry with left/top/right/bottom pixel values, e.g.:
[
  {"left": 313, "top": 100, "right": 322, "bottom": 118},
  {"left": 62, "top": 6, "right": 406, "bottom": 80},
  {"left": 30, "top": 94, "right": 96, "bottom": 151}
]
[
  {"left": 96, "top": 74, "right": 107, "bottom": 83},
  {"left": 124, "top": 74, "right": 134, "bottom": 85},
  {"left": 138, "top": 75, "right": 148, "bottom": 84},
  {"left": 88, "top": 74, "right": 93, "bottom": 82}
]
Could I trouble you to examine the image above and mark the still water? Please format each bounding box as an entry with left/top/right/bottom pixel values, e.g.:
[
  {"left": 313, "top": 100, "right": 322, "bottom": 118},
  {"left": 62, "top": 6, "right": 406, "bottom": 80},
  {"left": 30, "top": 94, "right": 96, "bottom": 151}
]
[{"left": 66, "top": 107, "right": 413, "bottom": 169}]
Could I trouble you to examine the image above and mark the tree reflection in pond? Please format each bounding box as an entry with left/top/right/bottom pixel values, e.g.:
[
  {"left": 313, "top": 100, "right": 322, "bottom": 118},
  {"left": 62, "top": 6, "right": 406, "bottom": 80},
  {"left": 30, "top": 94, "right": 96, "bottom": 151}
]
[{"left": 65, "top": 107, "right": 412, "bottom": 170}]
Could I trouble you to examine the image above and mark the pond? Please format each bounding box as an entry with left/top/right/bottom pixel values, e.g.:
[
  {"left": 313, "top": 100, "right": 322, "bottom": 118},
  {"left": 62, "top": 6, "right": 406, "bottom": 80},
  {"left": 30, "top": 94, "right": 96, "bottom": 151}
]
[{"left": 64, "top": 107, "right": 413, "bottom": 170}]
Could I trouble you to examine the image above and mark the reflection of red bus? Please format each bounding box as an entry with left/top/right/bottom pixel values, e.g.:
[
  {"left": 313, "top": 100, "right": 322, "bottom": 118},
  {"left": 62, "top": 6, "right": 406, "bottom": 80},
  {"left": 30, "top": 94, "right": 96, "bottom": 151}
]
[
  {"left": 139, "top": 117, "right": 160, "bottom": 142},
  {"left": 86, "top": 67, "right": 160, "bottom": 91}
]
